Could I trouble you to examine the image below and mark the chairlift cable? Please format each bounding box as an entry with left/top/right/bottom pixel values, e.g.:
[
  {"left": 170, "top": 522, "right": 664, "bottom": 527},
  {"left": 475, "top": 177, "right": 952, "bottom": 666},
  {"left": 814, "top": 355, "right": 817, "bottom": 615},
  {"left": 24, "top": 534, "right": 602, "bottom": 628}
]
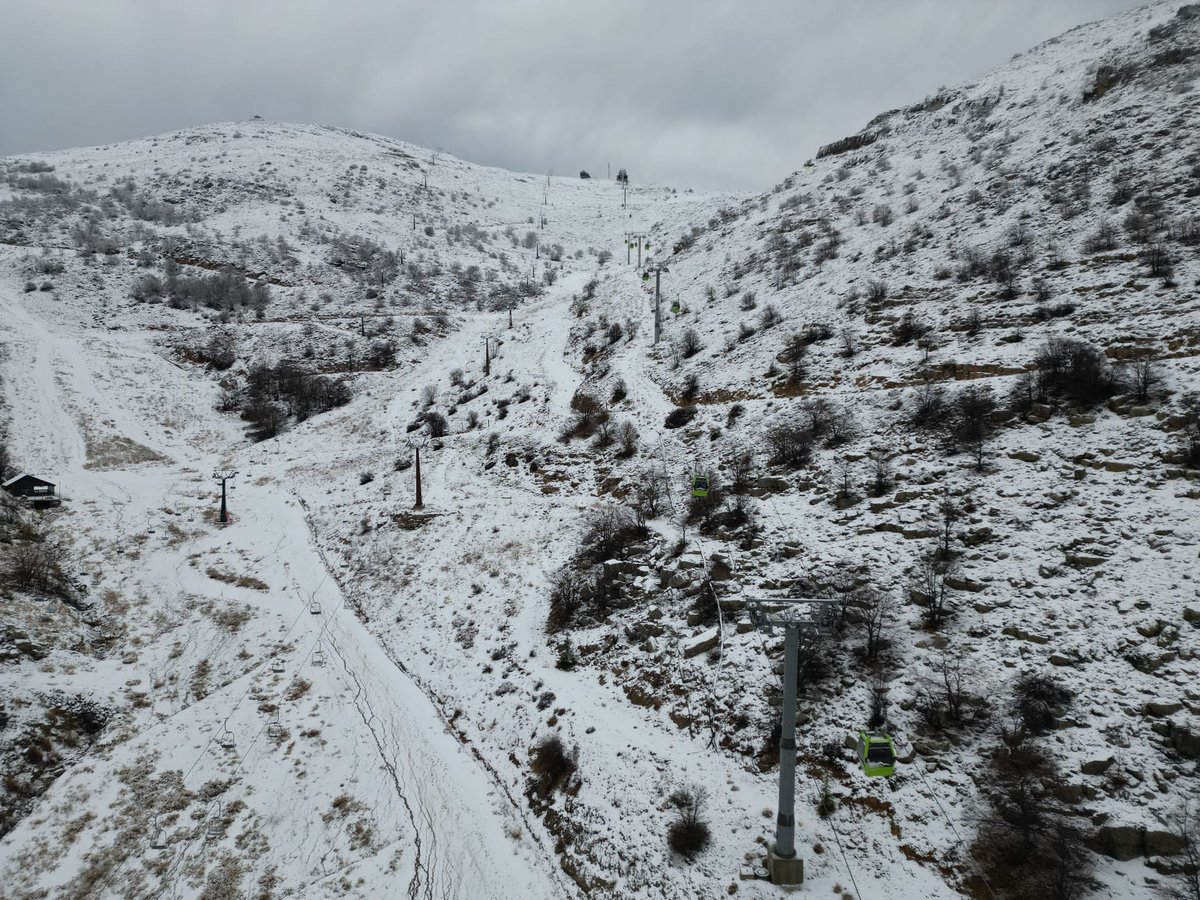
[
  {"left": 912, "top": 760, "right": 997, "bottom": 899},
  {"left": 827, "top": 810, "right": 864, "bottom": 900}
]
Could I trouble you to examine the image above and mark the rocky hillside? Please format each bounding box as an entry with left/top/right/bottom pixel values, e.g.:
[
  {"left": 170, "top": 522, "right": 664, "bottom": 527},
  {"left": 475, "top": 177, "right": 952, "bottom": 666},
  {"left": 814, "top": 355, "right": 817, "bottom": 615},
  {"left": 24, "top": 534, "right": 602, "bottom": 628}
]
[{"left": 1, "top": 3, "right": 1199, "bottom": 900}]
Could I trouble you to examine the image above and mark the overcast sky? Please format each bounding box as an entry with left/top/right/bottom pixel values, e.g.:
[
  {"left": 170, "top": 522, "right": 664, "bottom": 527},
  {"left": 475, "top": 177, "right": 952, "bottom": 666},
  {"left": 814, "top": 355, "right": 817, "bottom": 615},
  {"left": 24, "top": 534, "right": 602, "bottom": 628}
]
[{"left": 0, "top": 0, "right": 1151, "bottom": 191}]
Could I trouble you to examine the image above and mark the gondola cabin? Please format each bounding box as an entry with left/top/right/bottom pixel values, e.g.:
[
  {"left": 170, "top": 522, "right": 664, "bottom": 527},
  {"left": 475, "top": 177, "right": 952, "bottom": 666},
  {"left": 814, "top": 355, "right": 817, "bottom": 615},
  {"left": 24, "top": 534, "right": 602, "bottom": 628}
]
[
  {"left": 857, "top": 730, "right": 897, "bottom": 777},
  {"left": 2, "top": 474, "right": 60, "bottom": 508},
  {"left": 691, "top": 475, "right": 710, "bottom": 498}
]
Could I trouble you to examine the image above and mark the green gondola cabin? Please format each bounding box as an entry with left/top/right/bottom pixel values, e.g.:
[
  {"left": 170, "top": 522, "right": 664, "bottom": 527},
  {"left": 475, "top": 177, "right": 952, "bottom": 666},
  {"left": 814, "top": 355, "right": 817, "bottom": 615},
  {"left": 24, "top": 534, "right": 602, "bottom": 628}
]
[
  {"left": 857, "top": 730, "right": 897, "bottom": 777},
  {"left": 691, "top": 475, "right": 710, "bottom": 498}
]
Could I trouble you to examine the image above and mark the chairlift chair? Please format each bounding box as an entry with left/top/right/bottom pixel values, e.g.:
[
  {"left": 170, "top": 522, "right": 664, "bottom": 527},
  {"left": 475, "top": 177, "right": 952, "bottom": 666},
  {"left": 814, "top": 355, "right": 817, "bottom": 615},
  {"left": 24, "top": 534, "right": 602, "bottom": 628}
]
[
  {"left": 270, "top": 657, "right": 286, "bottom": 674},
  {"left": 149, "top": 815, "right": 167, "bottom": 850},
  {"left": 217, "top": 723, "right": 235, "bottom": 751},
  {"left": 267, "top": 713, "right": 283, "bottom": 742},
  {"left": 309, "top": 599, "right": 322, "bottom": 615},
  {"left": 856, "top": 729, "right": 897, "bottom": 777},
  {"left": 205, "top": 803, "right": 223, "bottom": 840},
  {"left": 691, "top": 474, "right": 710, "bottom": 498},
  {"left": 312, "top": 644, "right": 326, "bottom": 667}
]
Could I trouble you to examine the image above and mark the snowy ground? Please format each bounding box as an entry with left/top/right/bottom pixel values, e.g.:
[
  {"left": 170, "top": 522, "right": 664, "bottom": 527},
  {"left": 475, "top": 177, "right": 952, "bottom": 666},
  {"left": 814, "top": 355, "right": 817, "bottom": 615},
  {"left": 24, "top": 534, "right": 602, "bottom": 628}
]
[{"left": 3, "top": 4, "right": 1200, "bottom": 897}]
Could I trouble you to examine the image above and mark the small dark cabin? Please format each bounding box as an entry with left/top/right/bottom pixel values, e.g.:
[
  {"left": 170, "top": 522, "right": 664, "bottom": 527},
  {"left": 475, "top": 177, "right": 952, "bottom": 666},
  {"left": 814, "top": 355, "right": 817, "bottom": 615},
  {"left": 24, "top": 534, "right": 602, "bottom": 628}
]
[{"left": 2, "top": 474, "right": 59, "bottom": 507}]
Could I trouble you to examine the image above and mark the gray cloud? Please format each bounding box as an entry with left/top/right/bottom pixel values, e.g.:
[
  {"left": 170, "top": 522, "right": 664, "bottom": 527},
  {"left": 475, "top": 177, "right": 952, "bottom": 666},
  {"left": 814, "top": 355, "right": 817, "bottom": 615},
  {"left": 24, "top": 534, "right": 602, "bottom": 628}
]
[{"left": 0, "top": 0, "right": 1151, "bottom": 190}]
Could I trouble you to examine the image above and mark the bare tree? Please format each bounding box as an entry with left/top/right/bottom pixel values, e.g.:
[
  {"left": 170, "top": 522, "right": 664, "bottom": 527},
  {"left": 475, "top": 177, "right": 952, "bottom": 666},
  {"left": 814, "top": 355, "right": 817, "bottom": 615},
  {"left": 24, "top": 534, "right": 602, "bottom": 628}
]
[
  {"left": 1167, "top": 799, "right": 1200, "bottom": 900},
  {"left": 868, "top": 674, "right": 890, "bottom": 728},
  {"left": 666, "top": 784, "right": 711, "bottom": 861},
  {"left": 913, "top": 555, "right": 956, "bottom": 629},
  {"left": 839, "top": 326, "right": 857, "bottom": 358},
  {"left": 867, "top": 449, "right": 892, "bottom": 497},
  {"left": 860, "top": 589, "right": 893, "bottom": 662},
  {"left": 616, "top": 420, "right": 639, "bottom": 458},
  {"left": 937, "top": 495, "right": 961, "bottom": 562},
  {"left": 728, "top": 449, "right": 754, "bottom": 495},
  {"left": 1130, "top": 349, "right": 1159, "bottom": 404}
]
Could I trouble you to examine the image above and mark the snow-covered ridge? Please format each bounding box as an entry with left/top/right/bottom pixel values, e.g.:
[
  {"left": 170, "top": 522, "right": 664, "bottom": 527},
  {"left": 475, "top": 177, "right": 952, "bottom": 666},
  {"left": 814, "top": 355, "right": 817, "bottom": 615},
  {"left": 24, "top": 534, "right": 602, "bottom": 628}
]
[{"left": 1, "top": 3, "right": 1199, "bottom": 899}]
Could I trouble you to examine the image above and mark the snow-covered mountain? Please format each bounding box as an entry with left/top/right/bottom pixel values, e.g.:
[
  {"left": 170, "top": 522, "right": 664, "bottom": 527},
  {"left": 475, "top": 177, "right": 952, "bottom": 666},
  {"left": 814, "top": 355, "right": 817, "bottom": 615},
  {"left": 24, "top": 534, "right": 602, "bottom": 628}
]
[{"left": 2, "top": 3, "right": 1199, "bottom": 899}]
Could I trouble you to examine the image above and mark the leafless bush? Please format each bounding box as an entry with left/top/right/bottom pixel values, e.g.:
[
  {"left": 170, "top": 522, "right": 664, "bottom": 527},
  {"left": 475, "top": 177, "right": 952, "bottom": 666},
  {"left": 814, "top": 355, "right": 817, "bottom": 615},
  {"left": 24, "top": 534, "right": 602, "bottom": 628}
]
[
  {"left": 911, "top": 555, "right": 955, "bottom": 629},
  {"left": 529, "top": 735, "right": 577, "bottom": 797},
  {"left": 679, "top": 328, "right": 703, "bottom": 358},
  {"left": 666, "top": 785, "right": 711, "bottom": 860}
]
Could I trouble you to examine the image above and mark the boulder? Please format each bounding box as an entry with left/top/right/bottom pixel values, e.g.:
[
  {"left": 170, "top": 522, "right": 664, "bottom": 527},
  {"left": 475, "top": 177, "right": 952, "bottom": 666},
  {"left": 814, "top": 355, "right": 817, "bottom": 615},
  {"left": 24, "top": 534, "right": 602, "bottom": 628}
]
[
  {"left": 945, "top": 574, "right": 986, "bottom": 593},
  {"left": 1002, "top": 625, "right": 1051, "bottom": 645},
  {"left": 750, "top": 475, "right": 791, "bottom": 497},
  {"left": 1136, "top": 620, "right": 1166, "bottom": 638},
  {"left": 1008, "top": 449, "right": 1041, "bottom": 463},
  {"left": 1080, "top": 756, "right": 1114, "bottom": 776},
  {"left": 1145, "top": 699, "right": 1184, "bottom": 717},
  {"left": 1090, "top": 826, "right": 1146, "bottom": 861},
  {"left": 683, "top": 627, "right": 720, "bottom": 659}
]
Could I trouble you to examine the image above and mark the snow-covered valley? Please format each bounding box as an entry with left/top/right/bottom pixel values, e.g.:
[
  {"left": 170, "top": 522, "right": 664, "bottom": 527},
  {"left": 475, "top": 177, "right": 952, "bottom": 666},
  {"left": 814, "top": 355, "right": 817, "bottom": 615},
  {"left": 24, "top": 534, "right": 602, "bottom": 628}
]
[{"left": 3, "top": 3, "right": 1200, "bottom": 899}]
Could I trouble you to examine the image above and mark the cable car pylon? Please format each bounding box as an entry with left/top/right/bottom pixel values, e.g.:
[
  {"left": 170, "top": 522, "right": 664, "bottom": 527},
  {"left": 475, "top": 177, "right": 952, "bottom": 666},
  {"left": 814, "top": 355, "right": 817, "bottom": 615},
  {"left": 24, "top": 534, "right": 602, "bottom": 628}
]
[{"left": 744, "top": 595, "right": 840, "bottom": 885}]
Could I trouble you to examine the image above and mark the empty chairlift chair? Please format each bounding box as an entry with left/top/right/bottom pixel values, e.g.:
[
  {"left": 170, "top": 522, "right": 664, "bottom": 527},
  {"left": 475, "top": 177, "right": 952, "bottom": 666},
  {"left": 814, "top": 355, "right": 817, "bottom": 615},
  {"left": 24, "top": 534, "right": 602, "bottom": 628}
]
[
  {"left": 205, "top": 802, "right": 223, "bottom": 840},
  {"left": 857, "top": 730, "right": 897, "bottom": 777},
  {"left": 312, "top": 643, "right": 326, "bottom": 667},
  {"left": 217, "top": 721, "right": 235, "bottom": 751},
  {"left": 309, "top": 599, "right": 322, "bottom": 615},
  {"left": 266, "top": 712, "right": 283, "bottom": 742},
  {"left": 149, "top": 815, "right": 167, "bottom": 851}
]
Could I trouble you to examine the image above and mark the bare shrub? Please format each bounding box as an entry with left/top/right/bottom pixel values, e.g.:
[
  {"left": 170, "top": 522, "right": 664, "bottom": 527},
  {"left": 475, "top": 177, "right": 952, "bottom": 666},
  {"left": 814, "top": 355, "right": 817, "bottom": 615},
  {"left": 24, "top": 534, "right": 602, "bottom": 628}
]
[
  {"left": 530, "top": 735, "right": 577, "bottom": 797},
  {"left": 666, "top": 785, "right": 711, "bottom": 861}
]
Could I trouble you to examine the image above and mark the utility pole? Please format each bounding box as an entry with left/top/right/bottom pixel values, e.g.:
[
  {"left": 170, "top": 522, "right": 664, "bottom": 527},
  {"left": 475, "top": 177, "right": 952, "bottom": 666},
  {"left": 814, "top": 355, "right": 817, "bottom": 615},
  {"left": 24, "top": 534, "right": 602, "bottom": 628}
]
[
  {"left": 644, "top": 262, "right": 668, "bottom": 344},
  {"left": 406, "top": 439, "right": 427, "bottom": 509},
  {"left": 744, "top": 597, "right": 838, "bottom": 886},
  {"left": 212, "top": 471, "right": 237, "bottom": 524},
  {"left": 625, "top": 232, "right": 647, "bottom": 267}
]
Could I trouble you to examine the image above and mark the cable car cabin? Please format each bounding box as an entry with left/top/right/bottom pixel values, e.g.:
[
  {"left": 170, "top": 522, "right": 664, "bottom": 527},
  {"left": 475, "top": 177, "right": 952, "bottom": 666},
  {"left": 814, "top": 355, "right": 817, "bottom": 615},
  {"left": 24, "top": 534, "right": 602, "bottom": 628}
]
[
  {"left": 691, "top": 475, "right": 710, "bottom": 498},
  {"left": 857, "top": 730, "right": 897, "bottom": 777},
  {"left": 670, "top": 298, "right": 681, "bottom": 314}
]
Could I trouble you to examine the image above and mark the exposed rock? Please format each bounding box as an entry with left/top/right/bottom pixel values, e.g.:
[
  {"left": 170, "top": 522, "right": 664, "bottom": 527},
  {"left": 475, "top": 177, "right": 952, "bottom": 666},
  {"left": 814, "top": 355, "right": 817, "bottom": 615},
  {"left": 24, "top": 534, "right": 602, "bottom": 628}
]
[
  {"left": 1081, "top": 756, "right": 1114, "bottom": 775},
  {"left": 750, "top": 476, "right": 791, "bottom": 497},
  {"left": 944, "top": 574, "right": 986, "bottom": 593},
  {"left": 683, "top": 627, "right": 720, "bottom": 659},
  {"left": 1144, "top": 699, "right": 1184, "bottom": 717},
  {"left": 1136, "top": 620, "right": 1166, "bottom": 638},
  {"left": 1002, "top": 625, "right": 1050, "bottom": 645},
  {"left": 1090, "top": 825, "right": 1143, "bottom": 861},
  {"left": 1008, "top": 450, "right": 1041, "bottom": 463},
  {"left": 1065, "top": 551, "right": 1109, "bottom": 568}
]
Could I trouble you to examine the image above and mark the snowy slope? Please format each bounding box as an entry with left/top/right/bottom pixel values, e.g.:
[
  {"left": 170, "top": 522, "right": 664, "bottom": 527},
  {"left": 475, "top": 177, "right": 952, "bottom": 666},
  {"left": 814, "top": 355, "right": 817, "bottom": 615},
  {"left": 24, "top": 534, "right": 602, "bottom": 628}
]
[{"left": 2, "top": 3, "right": 1200, "bottom": 899}]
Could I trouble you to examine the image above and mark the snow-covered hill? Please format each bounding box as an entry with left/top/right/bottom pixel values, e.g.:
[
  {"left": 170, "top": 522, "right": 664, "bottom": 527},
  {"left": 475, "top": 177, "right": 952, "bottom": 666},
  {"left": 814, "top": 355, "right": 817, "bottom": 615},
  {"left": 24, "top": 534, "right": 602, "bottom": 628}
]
[{"left": 2, "top": 3, "right": 1200, "bottom": 899}]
